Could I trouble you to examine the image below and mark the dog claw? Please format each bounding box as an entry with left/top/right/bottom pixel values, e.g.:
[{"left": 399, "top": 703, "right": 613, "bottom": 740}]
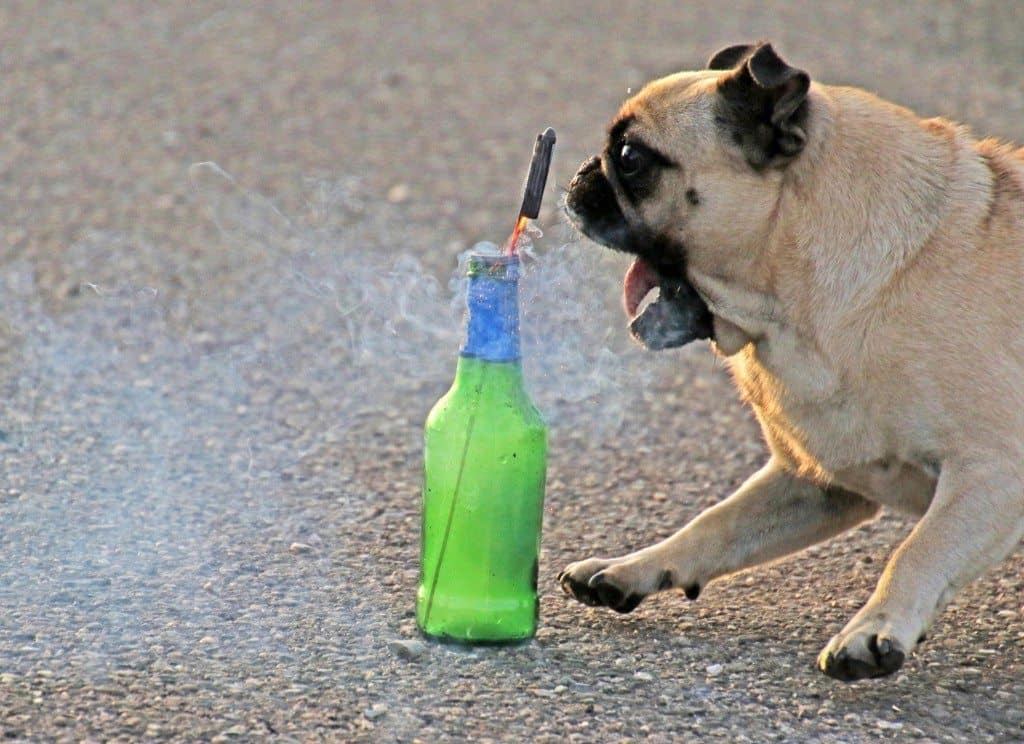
[
  {"left": 874, "top": 636, "right": 892, "bottom": 658},
  {"left": 589, "top": 572, "right": 622, "bottom": 607}
]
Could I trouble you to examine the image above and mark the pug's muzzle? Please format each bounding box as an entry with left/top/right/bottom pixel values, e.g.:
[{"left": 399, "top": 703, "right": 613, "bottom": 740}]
[{"left": 565, "top": 156, "right": 712, "bottom": 350}]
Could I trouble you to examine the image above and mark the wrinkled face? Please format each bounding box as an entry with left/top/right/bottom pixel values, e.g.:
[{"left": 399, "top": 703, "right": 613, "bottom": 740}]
[{"left": 565, "top": 43, "right": 811, "bottom": 349}]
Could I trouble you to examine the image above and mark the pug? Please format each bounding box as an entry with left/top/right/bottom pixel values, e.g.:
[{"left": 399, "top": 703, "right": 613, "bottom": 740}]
[{"left": 561, "top": 41, "right": 1024, "bottom": 681}]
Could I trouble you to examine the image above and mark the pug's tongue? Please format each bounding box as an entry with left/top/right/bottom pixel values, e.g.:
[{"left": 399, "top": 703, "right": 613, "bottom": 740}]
[{"left": 623, "top": 257, "right": 661, "bottom": 319}]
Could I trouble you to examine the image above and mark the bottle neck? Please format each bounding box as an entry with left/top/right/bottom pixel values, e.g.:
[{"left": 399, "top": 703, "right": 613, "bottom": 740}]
[
  {"left": 452, "top": 355, "right": 526, "bottom": 396},
  {"left": 461, "top": 271, "right": 520, "bottom": 363}
]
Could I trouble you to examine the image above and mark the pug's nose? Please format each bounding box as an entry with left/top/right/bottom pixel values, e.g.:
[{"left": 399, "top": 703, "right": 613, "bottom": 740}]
[{"left": 570, "top": 156, "right": 602, "bottom": 188}]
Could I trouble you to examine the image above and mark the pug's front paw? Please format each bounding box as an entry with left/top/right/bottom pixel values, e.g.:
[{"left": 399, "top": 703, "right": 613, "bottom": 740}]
[
  {"left": 817, "top": 615, "right": 915, "bottom": 681},
  {"left": 558, "top": 557, "right": 645, "bottom": 613},
  {"left": 558, "top": 556, "right": 689, "bottom": 614}
]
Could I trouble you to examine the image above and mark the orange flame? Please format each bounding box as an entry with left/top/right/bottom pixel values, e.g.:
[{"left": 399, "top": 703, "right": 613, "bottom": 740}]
[{"left": 503, "top": 215, "right": 529, "bottom": 256}]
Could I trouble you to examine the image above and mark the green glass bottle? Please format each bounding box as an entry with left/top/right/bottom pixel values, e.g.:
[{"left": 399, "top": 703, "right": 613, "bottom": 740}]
[{"left": 417, "top": 249, "right": 547, "bottom": 643}]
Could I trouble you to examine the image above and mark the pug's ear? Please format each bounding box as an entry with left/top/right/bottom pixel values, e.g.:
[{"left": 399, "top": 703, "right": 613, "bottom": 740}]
[
  {"left": 706, "top": 43, "right": 756, "bottom": 71},
  {"left": 715, "top": 43, "right": 810, "bottom": 169}
]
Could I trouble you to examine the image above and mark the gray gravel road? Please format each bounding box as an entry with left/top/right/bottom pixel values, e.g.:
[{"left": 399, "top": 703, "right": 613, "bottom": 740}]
[{"left": 2, "top": 2, "right": 1023, "bottom": 741}]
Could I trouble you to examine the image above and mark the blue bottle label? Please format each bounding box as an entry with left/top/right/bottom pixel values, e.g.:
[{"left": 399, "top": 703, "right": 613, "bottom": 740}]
[{"left": 461, "top": 258, "right": 520, "bottom": 363}]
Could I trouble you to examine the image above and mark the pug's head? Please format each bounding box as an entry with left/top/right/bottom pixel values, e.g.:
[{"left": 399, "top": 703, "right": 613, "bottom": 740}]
[{"left": 565, "top": 42, "right": 811, "bottom": 350}]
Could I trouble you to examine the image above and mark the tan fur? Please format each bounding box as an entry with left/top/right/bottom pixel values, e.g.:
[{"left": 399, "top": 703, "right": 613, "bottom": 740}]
[{"left": 560, "top": 58, "right": 1024, "bottom": 679}]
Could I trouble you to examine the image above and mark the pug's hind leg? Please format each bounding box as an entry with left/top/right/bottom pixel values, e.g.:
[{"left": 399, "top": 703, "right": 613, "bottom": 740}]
[
  {"left": 819, "top": 454, "right": 1024, "bottom": 681},
  {"left": 559, "top": 460, "right": 878, "bottom": 613}
]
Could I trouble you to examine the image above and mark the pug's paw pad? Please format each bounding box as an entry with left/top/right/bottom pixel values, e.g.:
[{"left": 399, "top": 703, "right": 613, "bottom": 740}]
[
  {"left": 818, "top": 622, "right": 908, "bottom": 682},
  {"left": 558, "top": 558, "right": 617, "bottom": 607}
]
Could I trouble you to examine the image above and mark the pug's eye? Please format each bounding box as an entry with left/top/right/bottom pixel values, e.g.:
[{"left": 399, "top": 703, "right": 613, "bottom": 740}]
[{"left": 617, "top": 144, "right": 646, "bottom": 176}]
